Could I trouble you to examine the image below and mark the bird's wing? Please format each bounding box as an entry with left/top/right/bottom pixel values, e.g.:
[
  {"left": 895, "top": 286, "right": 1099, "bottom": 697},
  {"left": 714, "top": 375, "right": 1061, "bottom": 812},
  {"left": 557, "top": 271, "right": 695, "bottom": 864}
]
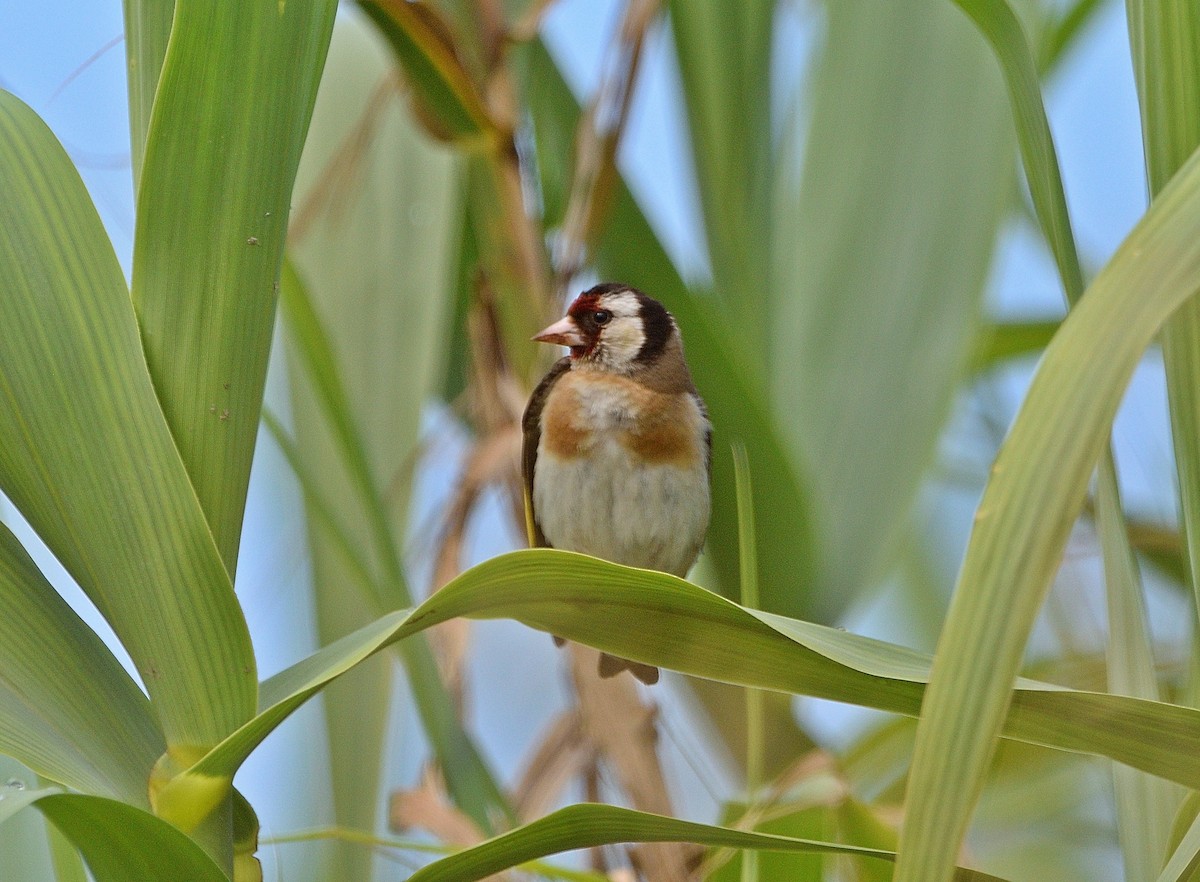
[
  {"left": 521, "top": 356, "right": 573, "bottom": 548},
  {"left": 695, "top": 391, "right": 712, "bottom": 478}
]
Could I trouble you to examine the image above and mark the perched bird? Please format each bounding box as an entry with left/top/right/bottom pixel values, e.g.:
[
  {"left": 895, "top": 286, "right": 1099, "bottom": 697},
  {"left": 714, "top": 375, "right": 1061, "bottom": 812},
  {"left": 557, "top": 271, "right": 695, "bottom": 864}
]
[{"left": 522, "top": 283, "right": 712, "bottom": 684}]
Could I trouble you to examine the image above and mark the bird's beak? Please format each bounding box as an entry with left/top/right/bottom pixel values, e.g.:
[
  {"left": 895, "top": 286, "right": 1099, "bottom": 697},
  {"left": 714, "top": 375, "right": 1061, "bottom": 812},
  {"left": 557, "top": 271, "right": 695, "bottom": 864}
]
[{"left": 532, "top": 316, "right": 587, "bottom": 347}]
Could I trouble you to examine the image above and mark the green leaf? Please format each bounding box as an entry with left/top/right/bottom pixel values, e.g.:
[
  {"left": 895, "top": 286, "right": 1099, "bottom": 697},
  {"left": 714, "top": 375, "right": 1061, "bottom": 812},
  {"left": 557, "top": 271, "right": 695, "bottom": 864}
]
[
  {"left": 357, "top": 0, "right": 497, "bottom": 145},
  {"left": 172, "top": 549, "right": 1200, "bottom": 810},
  {"left": 894, "top": 78, "right": 1200, "bottom": 882},
  {"left": 1127, "top": 0, "right": 1200, "bottom": 653},
  {"left": 1158, "top": 795, "right": 1200, "bottom": 882},
  {"left": 121, "top": 0, "right": 174, "bottom": 186},
  {"left": 130, "top": 0, "right": 338, "bottom": 574},
  {"left": 1126, "top": 1, "right": 1200, "bottom": 193},
  {"left": 0, "top": 522, "right": 162, "bottom": 805},
  {"left": 1041, "top": 0, "right": 1109, "bottom": 75},
  {"left": 771, "top": 0, "right": 1018, "bottom": 608},
  {"left": 0, "top": 89, "right": 254, "bottom": 748},
  {"left": 403, "top": 804, "right": 1010, "bottom": 882},
  {"left": 969, "top": 319, "right": 1061, "bottom": 372},
  {"left": 669, "top": 0, "right": 774, "bottom": 346},
  {"left": 1098, "top": 461, "right": 1181, "bottom": 881},
  {"left": 0, "top": 789, "right": 226, "bottom": 882},
  {"left": 951, "top": 0, "right": 1084, "bottom": 300},
  {"left": 519, "top": 40, "right": 823, "bottom": 619},
  {"left": 709, "top": 802, "right": 830, "bottom": 882}
]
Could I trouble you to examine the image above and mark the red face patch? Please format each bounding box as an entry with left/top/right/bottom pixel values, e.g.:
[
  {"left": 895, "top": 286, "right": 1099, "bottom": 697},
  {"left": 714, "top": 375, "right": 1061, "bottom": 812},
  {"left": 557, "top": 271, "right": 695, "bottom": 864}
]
[
  {"left": 566, "top": 293, "right": 604, "bottom": 358},
  {"left": 567, "top": 293, "right": 601, "bottom": 320}
]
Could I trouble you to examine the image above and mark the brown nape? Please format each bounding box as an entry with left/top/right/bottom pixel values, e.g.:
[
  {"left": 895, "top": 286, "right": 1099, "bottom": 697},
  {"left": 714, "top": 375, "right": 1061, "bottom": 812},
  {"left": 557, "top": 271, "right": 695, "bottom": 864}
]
[
  {"left": 634, "top": 292, "right": 674, "bottom": 364},
  {"left": 631, "top": 333, "right": 698, "bottom": 395}
]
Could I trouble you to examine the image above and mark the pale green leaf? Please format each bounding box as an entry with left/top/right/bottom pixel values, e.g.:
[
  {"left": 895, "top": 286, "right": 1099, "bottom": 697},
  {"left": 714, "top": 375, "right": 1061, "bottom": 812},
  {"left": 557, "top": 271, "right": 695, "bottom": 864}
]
[
  {"left": 174, "top": 550, "right": 1200, "bottom": 803},
  {"left": 669, "top": 0, "right": 774, "bottom": 345},
  {"left": 1098, "top": 461, "right": 1180, "bottom": 881},
  {"left": 771, "top": 0, "right": 1017, "bottom": 607},
  {"left": 1127, "top": 0, "right": 1200, "bottom": 640},
  {"left": 0, "top": 89, "right": 254, "bottom": 748},
  {"left": 1158, "top": 794, "right": 1200, "bottom": 882},
  {"left": 895, "top": 82, "right": 1200, "bottom": 882},
  {"left": 130, "top": 0, "right": 338, "bottom": 574},
  {"left": 121, "top": 0, "right": 173, "bottom": 185}
]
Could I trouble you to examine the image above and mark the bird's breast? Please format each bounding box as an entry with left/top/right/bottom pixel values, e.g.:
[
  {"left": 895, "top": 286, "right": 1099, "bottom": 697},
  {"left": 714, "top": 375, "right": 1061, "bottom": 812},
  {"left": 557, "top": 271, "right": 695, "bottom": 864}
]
[
  {"left": 534, "top": 372, "right": 710, "bottom": 577},
  {"left": 539, "top": 372, "right": 704, "bottom": 468}
]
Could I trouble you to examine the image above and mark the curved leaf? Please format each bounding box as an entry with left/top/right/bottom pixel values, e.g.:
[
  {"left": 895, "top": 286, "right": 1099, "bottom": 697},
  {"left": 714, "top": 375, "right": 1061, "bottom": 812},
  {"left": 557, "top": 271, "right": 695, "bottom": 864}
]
[
  {"left": 0, "top": 523, "right": 161, "bottom": 805},
  {"left": 0, "top": 89, "right": 254, "bottom": 748},
  {"left": 895, "top": 76, "right": 1200, "bottom": 882},
  {"left": 176, "top": 550, "right": 1200, "bottom": 799},
  {"left": 358, "top": 0, "right": 497, "bottom": 145},
  {"left": 404, "top": 803, "right": 1009, "bottom": 882},
  {"left": 0, "top": 788, "right": 226, "bottom": 882}
]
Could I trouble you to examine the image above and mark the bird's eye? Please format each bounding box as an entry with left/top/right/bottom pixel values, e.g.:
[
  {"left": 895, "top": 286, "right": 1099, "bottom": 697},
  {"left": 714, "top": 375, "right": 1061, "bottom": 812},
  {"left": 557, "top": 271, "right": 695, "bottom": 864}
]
[{"left": 593, "top": 310, "right": 612, "bottom": 326}]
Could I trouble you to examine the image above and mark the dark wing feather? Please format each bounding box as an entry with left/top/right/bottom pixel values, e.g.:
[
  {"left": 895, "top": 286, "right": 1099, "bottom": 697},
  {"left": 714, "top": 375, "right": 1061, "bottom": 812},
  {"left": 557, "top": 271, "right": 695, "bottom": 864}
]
[
  {"left": 694, "top": 391, "right": 712, "bottom": 478},
  {"left": 521, "top": 356, "right": 572, "bottom": 548}
]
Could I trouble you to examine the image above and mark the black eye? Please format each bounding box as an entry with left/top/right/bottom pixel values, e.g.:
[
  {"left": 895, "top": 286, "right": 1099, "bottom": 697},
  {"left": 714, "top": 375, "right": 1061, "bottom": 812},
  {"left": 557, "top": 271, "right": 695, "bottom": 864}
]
[{"left": 593, "top": 310, "right": 612, "bottom": 326}]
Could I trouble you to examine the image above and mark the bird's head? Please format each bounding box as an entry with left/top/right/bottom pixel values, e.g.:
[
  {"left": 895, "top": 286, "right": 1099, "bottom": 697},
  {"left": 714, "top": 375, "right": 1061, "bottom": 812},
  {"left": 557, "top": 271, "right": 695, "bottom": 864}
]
[{"left": 533, "top": 284, "right": 675, "bottom": 374}]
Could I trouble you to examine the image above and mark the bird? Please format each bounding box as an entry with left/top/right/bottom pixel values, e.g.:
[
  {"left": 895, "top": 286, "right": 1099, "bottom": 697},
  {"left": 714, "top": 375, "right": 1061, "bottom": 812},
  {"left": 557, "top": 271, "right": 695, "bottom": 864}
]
[{"left": 522, "top": 282, "right": 712, "bottom": 684}]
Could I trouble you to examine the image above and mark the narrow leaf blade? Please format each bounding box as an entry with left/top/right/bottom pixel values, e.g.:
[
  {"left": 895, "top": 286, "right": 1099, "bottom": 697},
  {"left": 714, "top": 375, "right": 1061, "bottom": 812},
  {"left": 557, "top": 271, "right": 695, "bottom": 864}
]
[{"left": 131, "top": 0, "right": 338, "bottom": 574}]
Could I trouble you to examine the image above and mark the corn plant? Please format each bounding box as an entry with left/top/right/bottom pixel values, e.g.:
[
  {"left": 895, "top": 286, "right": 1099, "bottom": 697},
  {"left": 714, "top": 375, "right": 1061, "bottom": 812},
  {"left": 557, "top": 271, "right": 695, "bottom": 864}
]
[{"left": 2, "top": 0, "right": 1200, "bottom": 880}]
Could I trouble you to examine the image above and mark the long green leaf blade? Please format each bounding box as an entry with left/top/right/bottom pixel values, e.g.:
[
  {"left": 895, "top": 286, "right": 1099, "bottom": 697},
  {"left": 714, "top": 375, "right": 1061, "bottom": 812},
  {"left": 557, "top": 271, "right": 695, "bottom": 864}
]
[
  {"left": 894, "top": 81, "right": 1200, "bottom": 882},
  {"left": 669, "top": 0, "right": 773, "bottom": 346},
  {"left": 1098, "top": 461, "right": 1180, "bottom": 881},
  {"left": 772, "top": 0, "right": 1018, "bottom": 608},
  {"left": 1127, "top": 0, "right": 1200, "bottom": 642},
  {"left": 0, "top": 90, "right": 254, "bottom": 748},
  {"left": 131, "top": 0, "right": 338, "bottom": 574},
  {"left": 0, "top": 523, "right": 161, "bottom": 805},
  {"left": 121, "top": 0, "right": 173, "bottom": 185}
]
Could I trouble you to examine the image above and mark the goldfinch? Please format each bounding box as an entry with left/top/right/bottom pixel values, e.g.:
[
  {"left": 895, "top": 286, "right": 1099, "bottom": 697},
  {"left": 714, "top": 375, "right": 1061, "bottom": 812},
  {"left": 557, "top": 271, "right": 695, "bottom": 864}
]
[{"left": 522, "top": 283, "right": 712, "bottom": 684}]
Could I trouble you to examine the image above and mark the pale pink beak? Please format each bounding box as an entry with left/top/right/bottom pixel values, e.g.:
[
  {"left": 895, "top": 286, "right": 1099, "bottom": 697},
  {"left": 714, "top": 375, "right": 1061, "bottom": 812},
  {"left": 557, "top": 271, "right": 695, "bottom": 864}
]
[{"left": 532, "top": 315, "right": 587, "bottom": 348}]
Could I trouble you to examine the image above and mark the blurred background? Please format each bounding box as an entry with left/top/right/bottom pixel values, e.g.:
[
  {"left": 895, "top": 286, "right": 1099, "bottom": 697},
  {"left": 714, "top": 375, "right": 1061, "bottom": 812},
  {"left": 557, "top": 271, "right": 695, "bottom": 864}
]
[{"left": 1, "top": 1, "right": 1180, "bottom": 879}]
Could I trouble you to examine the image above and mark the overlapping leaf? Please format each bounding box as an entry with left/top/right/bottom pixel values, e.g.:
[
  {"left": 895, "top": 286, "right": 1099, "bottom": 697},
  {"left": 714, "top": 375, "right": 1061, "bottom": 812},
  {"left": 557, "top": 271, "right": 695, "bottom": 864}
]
[
  {"left": 0, "top": 788, "right": 225, "bottom": 882},
  {"left": 895, "top": 13, "right": 1200, "bottom": 876},
  {"left": 0, "top": 524, "right": 161, "bottom": 805},
  {"left": 0, "top": 89, "right": 254, "bottom": 748},
  {"left": 152, "top": 549, "right": 1200, "bottom": 813}
]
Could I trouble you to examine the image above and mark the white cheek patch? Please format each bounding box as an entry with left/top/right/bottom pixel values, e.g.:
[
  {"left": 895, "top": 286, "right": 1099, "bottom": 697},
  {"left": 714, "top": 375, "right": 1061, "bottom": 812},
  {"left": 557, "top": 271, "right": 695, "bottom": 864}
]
[
  {"left": 596, "top": 291, "right": 646, "bottom": 368},
  {"left": 602, "top": 317, "right": 646, "bottom": 365}
]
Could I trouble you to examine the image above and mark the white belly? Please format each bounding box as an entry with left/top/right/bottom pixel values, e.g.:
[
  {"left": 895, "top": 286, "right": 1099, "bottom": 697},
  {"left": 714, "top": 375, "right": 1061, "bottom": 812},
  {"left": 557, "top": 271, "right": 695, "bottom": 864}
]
[{"left": 533, "top": 437, "right": 710, "bottom": 578}]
